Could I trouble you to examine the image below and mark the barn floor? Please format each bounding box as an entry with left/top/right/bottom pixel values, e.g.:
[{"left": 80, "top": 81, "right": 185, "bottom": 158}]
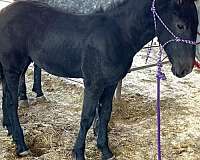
[{"left": 1, "top": 48, "right": 200, "bottom": 160}]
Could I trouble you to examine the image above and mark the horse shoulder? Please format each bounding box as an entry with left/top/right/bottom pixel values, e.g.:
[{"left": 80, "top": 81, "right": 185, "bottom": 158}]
[{"left": 81, "top": 24, "right": 132, "bottom": 85}]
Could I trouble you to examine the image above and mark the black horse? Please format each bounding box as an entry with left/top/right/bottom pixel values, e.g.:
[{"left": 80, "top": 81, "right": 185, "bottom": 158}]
[{"left": 0, "top": 0, "right": 198, "bottom": 159}]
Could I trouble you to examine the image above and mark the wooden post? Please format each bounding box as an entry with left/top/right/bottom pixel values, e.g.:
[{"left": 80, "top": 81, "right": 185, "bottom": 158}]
[{"left": 115, "top": 79, "right": 122, "bottom": 101}]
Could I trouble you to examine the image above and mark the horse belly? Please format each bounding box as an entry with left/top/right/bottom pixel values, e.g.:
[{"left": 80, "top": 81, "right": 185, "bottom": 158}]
[{"left": 30, "top": 49, "right": 83, "bottom": 78}]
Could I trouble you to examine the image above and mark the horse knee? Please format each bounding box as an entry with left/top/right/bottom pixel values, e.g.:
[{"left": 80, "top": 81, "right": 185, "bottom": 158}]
[{"left": 80, "top": 115, "right": 95, "bottom": 131}]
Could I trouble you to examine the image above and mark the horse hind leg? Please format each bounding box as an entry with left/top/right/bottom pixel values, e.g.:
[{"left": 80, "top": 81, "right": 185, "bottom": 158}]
[
  {"left": 97, "top": 84, "right": 118, "bottom": 160},
  {"left": 93, "top": 103, "right": 112, "bottom": 138},
  {"left": 32, "top": 64, "right": 45, "bottom": 99},
  {"left": 18, "top": 60, "right": 32, "bottom": 108},
  {"left": 18, "top": 73, "right": 29, "bottom": 108},
  {"left": 93, "top": 106, "right": 99, "bottom": 137}
]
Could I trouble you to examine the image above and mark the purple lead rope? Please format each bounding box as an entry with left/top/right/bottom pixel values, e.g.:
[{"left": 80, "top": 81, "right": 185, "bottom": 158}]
[
  {"left": 156, "top": 72, "right": 161, "bottom": 160},
  {"left": 156, "top": 47, "right": 166, "bottom": 160},
  {"left": 155, "top": 46, "right": 166, "bottom": 160},
  {"left": 149, "top": 0, "right": 197, "bottom": 159}
]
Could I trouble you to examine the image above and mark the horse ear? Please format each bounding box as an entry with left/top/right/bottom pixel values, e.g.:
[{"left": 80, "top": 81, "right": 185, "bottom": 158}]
[{"left": 176, "top": 0, "right": 183, "bottom": 5}]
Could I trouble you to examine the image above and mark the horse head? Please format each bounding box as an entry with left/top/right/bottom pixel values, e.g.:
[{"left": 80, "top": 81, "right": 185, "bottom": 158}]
[{"left": 156, "top": 0, "right": 198, "bottom": 77}]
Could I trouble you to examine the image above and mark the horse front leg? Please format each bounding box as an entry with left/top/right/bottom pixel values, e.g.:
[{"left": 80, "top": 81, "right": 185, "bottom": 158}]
[
  {"left": 4, "top": 72, "right": 29, "bottom": 156},
  {"left": 2, "top": 77, "right": 12, "bottom": 136},
  {"left": 32, "top": 64, "right": 44, "bottom": 98},
  {"left": 73, "top": 85, "right": 103, "bottom": 160},
  {"left": 97, "top": 84, "right": 117, "bottom": 160}
]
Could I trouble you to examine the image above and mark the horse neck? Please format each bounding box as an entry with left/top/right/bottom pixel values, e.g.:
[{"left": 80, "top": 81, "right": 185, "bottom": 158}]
[{"left": 105, "top": 0, "right": 156, "bottom": 55}]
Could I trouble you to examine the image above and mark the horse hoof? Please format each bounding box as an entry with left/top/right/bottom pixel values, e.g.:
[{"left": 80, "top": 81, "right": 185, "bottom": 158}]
[
  {"left": 36, "top": 95, "right": 47, "bottom": 102},
  {"left": 18, "top": 150, "right": 30, "bottom": 157},
  {"left": 102, "top": 156, "right": 115, "bottom": 160},
  {"left": 19, "top": 100, "right": 29, "bottom": 108},
  {"left": 101, "top": 151, "right": 114, "bottom": 160},
  {"left": 107, "top": 156, "right": 115, "bottom": 160},
  {"left": 7, "top": 132, "right": 12, "bottom": 137}
]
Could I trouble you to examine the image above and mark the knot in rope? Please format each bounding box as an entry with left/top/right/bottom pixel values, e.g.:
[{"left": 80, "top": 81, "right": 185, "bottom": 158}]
[
  {"left": 157, "top": 71, "right": 166, "bottom": 80},
  {"left": 175, "top": 37, "right": 181, "bottom": 42}
]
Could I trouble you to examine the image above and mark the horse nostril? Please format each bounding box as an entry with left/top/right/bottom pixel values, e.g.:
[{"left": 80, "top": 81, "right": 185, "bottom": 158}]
[
  {"left": 181, "top": 70, "right": 186, "bottom": 76},
  {"left": 181, "top": 67, "right": 191, "bottom": 77}
]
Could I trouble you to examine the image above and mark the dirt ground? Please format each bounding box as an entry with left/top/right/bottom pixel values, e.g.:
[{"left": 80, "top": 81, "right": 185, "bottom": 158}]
[
  {"left": 1, "top": 1, "right": 200, "bottom": 159},
  {"left": 1, "top": 47, "right": 200, "bottom": 160}
]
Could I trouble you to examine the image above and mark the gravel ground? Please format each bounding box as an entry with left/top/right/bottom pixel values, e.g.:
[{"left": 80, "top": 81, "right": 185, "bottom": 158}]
[{"left": 1, "top": 48, "right": 200, "bottom": 160}]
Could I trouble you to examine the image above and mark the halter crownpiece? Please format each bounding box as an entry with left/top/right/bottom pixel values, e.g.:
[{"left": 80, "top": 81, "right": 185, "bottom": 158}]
[{"left": 151, "top": 0, "right": 197, "bottom": 47}]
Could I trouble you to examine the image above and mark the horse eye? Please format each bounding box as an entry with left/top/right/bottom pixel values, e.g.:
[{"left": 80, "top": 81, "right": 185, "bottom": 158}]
[
  {"left": 176, "top": 23, "right": 186, "bottom": 31},
  {"left": 177, "top": 24, "right": 184, "bottom": 30}
]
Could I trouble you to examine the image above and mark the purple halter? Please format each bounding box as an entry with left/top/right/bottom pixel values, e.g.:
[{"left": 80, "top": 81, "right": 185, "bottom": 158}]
[{"left": 149, "top": 0, "right": 197, "bottom": 159}]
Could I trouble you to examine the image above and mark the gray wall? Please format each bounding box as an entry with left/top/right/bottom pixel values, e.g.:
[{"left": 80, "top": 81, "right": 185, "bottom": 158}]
[{"left": 18, "top": 0, "right": 121, "bottom": 13}]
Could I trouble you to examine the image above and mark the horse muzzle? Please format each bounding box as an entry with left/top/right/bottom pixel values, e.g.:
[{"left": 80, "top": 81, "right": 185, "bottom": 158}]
[{"left": 171, "top": 63, "right": 193, "bottom": 78}]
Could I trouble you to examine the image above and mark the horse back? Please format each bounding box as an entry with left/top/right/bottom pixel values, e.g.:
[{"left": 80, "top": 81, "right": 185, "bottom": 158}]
[{"left": 0, "top": 1, "right": 133, "bottom": 82}]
